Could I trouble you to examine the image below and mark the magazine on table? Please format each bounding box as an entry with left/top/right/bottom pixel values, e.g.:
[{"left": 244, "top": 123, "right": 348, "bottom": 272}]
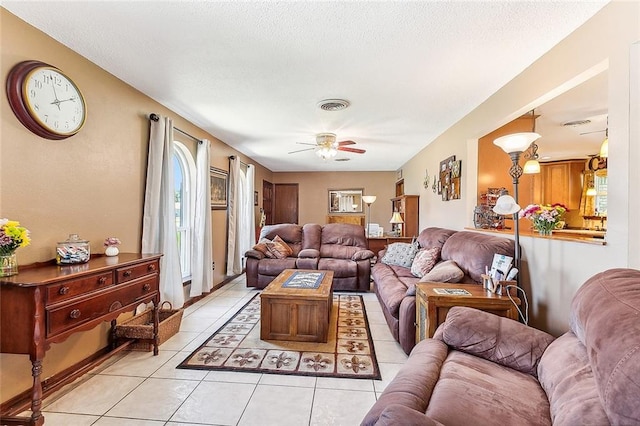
[
  {"left": 489, "top": 254, "right": 513, "bottom": 282},
  {"left": 433, "top": 288, "right": 472, "bottom": 296}
]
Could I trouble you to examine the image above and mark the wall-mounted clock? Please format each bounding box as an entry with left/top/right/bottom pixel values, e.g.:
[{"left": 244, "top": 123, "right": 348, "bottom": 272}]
[{"left": 6, "top": 60, "right": 86, "bottom": 140}]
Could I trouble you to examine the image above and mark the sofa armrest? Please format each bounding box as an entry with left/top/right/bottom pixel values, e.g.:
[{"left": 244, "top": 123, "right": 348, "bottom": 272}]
[
  {"left": 245, "top": 249, "right": 265, "bottom": 260},
  {"left": 352, "top": 249, "right": 375, "bottom": 261},
  {"left": 438, "top": 306, "right": 555, "bottom": 377},
  {"left": 375, "top": 405, "right": 444, "bottom": 426},
  {"left": 298, "top": 248, "right": 319, "bottom": 258}
]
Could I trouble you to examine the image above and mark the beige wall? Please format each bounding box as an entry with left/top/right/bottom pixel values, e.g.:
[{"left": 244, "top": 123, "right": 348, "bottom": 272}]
[
  {"left": 399, "top": 1, "right": 639, "bottom": 335},
  {"left": 0, "top": 9, "right": 274, "bottom": 401},
  {"left": 271, "top": 171, "right": 397, "bottom": 228}
]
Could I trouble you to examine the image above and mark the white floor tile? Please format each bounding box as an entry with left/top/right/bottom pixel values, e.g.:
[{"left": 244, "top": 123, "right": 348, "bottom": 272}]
[
  {"left": 170, "top": 381, "right": 255, "bottom": 425},
  {"left": 370, "top": 340, "right": 408, "bottom": 363},
  {"left": 100, "top": 349, "right": 177, "bottom": 377},
  {"left": 106, "top": 377, "right": 199, "bottom": 421},
  {"left": 152, "top": 351, "right": 209, "bottom": 380},
  {"left": 238, "top": 384, "right": 314, "bottom": 426},
  {"left": 316, "top": 376, "right": 375, "bottom": 392},
  {"left": 204, "top": 369, "right": 263, "bottom": 384},
  {"left": 310, "top": 388, "right": 377, "bottom": 426},
  {"left": 258, "top": 372, "right": 317, "bottom": 388},
  {"left": 374, "top": 362, "right": 404, "bottom": 393},
  {"left": 93, "top": 417, "right": 165, "bottom": 425},
  {"left": 160, "top": 331, "right": 201, "bottom": 351},
  {"left": 39, "top": 412, "right": 99, "bottom": 425},
  {"left": 44, "top": 375, "right": 144, "bottom": 416}
]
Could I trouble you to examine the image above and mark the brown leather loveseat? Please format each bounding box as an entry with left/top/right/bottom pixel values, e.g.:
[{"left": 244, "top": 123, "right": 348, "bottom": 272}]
[
  {"left": 372, "top": 227, "right": 515, "bottom": 354},
  {"left": 245, "top": 222, "right": 374, "bottom": 291},
  {"left": 362, "top": 268, "right": 640, "bottom": 425}
]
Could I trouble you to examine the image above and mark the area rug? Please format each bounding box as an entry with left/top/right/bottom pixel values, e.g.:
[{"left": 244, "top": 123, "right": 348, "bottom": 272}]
[{"left": 177, "top": 293, "right": 381, "bottom": 379}]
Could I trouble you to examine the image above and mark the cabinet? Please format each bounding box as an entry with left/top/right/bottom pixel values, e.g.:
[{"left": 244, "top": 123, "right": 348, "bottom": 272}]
[
  {"left": 415, "top": 283, "right": 520, "bottom": 343},
  {"left": 367, "top": 237, "right": 414, "bottom": 256},
  {"left": 391, "top": 195, "right": 419, "bottom": 238},
  {"left": 0, "top": 253, "right": 162, "bottom": 426},
  {"left": 532, "top": 160, "right": 584, "bottom": 210}
]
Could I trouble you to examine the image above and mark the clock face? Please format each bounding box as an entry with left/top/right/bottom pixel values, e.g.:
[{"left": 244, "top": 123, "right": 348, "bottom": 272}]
[
  {"left": 23, "top": 66, "right": 86, "bottom": 136},
  {"left": 6, "top": 60, "right": 87, "bottom": 140}
]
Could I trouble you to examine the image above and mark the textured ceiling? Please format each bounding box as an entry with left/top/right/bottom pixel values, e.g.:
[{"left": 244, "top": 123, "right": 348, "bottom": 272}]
[{"left": 3, "top": 1, "right": 608, "bottom": 171}]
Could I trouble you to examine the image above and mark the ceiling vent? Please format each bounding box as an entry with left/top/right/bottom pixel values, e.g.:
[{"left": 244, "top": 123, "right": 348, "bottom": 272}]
[
  {"left": 317, "top": 99, "right": 350, "bottom": 111},
  {"left": 562, "top": 119, "right": 591, "bottom": 127},
  {"left": 334, "top": 158, "right": 351, "bottom": 161}
]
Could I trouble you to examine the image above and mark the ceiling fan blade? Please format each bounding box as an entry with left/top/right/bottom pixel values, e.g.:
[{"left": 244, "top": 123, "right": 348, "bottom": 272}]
[
  {"left": 296, "top": 142, "right": 318, "bottom": 146},
  {"left": 337, "top": 140, "right": 356, "bottom": 146},
  {"left": 338, "top": 147, "right": 366, "bottom": 154},
  {"left": 579, "top": 129, "right": 606, "bottom": 135},
  {"left": 288, "top": 148, "right": 315, "bottom": 154}
]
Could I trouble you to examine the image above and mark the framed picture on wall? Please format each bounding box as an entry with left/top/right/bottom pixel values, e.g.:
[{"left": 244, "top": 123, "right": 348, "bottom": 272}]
[
  {"left": 210, "top": 167, "right": 228, "bottom": 210},
  {"left": 254, "top": 191, "right": 259, "bottom": 206}
]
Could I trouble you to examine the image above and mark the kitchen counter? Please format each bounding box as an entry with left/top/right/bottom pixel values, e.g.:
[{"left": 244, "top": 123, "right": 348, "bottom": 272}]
[{"left": 466, "top": 227, "right": 606, "bottom": 245}]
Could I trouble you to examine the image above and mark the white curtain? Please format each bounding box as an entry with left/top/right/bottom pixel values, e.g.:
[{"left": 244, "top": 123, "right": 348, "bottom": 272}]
[
  {"left": 142, "top": 115, "right": 185, "bottom": 308},
  {"left": 226, "top": 158, "right": 256, "bottom": 276},
  {"left": 190, "top": 139, "right": 213, "bottom": 297}
]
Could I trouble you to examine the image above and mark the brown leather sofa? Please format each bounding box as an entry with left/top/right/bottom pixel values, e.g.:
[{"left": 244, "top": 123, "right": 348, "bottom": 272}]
[
  {"left": 362, "top": 268, "right": 640, "bottom": 425},
  {"left": 245, "top": 223, "right": 374, "bottom": 291},
  {"left": 372, "top": 227, "right": 515, "bottom": 354}
]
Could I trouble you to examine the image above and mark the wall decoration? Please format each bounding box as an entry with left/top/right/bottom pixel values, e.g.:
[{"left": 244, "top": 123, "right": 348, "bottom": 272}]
[
  {"left": 423, "top": 169, "right": 430, "bottom": 189},
  {"left": 396, "top": 169, "right": 403, "bottom": 181},
  {"left": 210, "top": 167, "right": 228, "bottom": 210},
  {"left": 254, "top": 191, "right": 259, "bottom": 206},
  {"left": 439, "top": 156, "right": 462, "bottom": 201}
]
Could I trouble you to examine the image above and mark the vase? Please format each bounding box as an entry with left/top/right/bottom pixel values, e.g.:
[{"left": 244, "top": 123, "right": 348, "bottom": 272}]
[
  {"left": 538, "top": 228, "right": 553, "bottom": 236},
  {"left": 105, "top": 246, "right": 119, "bottom": 257},
  {"left": 0, "top": 252, "right": 18, "bottom": 277}
]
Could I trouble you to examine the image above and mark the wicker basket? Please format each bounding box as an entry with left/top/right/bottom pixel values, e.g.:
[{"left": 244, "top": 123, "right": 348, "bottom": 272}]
[{"left": 115, "top": 301, "right": 183, "bottom": 351}]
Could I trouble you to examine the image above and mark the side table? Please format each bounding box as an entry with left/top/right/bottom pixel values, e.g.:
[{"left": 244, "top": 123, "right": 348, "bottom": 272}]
[{"left": 415, "top": 282, "right": 520, "bottom": 343}]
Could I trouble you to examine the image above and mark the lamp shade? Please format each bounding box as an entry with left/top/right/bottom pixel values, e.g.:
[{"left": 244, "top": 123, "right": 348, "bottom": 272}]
[
  {"left": 599, "top": 138, "right": 609, "bottom": 158},
  {"left": 492, "top": 195, "right": 521, "bottom": 215},
  {"left": 494, "top": 132, "right": 541, "bottom": 154},
  {"left": 523, "top": 159, "right": 541, "bottom": 174},
  {"left": 586, "top": 187, "right": 597, "bottom": 196},
  {"left": 389, "top": 211, "right": 404, "bottom": 224},
  {"left": 362, "top": 195, "right": 377, "bottom": 204}
]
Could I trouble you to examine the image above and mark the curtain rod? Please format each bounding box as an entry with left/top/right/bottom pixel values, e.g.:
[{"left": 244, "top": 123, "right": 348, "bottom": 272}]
[
  {"left": 149, "top": 113, "right": 203, "bottom": 143},
  {"left": 229, "top": 155, "right": 249, "bottom": 167}
]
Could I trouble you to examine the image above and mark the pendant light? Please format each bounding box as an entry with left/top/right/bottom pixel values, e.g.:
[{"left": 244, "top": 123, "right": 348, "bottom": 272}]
[
  {"left": 523, "top": 111, "right": 541, "bottom": 174},
  {"left": 599, "top": 119, "right": 609, "bottom": 158}
]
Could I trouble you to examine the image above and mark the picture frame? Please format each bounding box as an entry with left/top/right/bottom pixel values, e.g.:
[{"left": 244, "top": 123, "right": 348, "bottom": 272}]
[
  {"left": 210, "top": 167, "right": 228, "bottom": 210},
  {"left": 328, "top": 189, "right": 364, "bottom": 213},
  {"left": 254, "top": 191, "right": 259, "bottom": 206}
]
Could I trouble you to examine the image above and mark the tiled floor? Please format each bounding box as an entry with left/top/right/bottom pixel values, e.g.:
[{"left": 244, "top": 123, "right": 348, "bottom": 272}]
[{"left": 36, "top": 275, "right": 408, "bottom": 425}]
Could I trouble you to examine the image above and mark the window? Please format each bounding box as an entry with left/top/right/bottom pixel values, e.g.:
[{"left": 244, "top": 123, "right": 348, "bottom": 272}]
[{"left": 173, "top": 142, "right": 196, "bottom": 281}]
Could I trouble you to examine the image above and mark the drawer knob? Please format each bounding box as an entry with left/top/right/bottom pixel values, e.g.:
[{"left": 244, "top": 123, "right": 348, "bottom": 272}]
[
  {"left": 98, "top": 276, "right": 107, "bottom": 285},
  {"left": 123, "top": 270, "right": 132, "bottom": 277},
  {"left": 148, "top": 264, "right": 156, "bottom": 271},
  {"left": 59, "top": 286, "right": 70, "bottom": 295},
  {"left": 142, "top": 283, "right": 151, "bottom": 292},
  {"left": 69, "top": 309, "right": 81, "bottom": 319}
]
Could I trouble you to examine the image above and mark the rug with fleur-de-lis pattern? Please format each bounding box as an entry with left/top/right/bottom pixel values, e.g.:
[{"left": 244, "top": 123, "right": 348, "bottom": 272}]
[{"left": 178, "top": 293, "right": 380, "bottom": 379}]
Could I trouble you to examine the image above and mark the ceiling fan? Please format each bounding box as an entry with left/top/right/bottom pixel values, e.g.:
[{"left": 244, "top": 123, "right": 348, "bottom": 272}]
[{"left": 288, "top": 133, "right": 366, "bottom": 160}]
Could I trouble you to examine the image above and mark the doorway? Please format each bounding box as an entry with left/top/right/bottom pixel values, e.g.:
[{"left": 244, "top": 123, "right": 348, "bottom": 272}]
[{"left": 273, "top": 183, "right": 299, "bottom": 224}]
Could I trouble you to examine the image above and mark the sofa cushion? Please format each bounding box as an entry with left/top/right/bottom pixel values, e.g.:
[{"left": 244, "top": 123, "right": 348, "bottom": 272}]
[
  {"left": 418, "top": 260, "right": 464, "bottom": 283},
  {"left": 411, "top": 247, "right": 440, "bottom": 277},
  {"left": 266, "top": 235, "right": 294, "bottom": 259},
  {"left": 438, "top": 306, "right": 555, "bottom": 377},
  {"left": 259, "top": 223, "right": 303, "bottom": 256},
  {"left": 425, "top": 351, "right": 551, "bottom": 426},
  {"left": 252, "top": 238, "right": 274, "bottom": 258},
  {"left": 381, "top": 242, "right": 419, "bottom": 268},
  {"left": 317, "top": 258, "right": 357, "bottom": 278},
  {"left": 257, "top": 257, "right": 297, "bottom": 275},
  {"left": 416, "top": 227, "right": 456, "bottom": 251},
  {"left": 568, "top": 268, "right": 640, "bottom": 424},
  {"left": 372, "top": 263, "right": 410, "bottom": 316},
  {"left": 440, "top": 231, "right": 514, "bottom": 283},
  {"left": 538, "top": 333, "right": 609, "bottom": 426}
]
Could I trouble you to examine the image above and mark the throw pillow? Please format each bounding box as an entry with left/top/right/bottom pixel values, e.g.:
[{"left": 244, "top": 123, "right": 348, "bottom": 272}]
[
  {"left": 410, "top": 247, "right": 441, "bottom": 277},
  {"left": 252, "top": 238, "right": 271, "bottom": 255},
  {"left": 266, "top": 235, "right": 293, "bottom": 259},
  {"left": 419, "top": 260, "right": 465, "bottom": 283},
  {"left": 380, "top": 242, "right": 419, "bottom": 268}
]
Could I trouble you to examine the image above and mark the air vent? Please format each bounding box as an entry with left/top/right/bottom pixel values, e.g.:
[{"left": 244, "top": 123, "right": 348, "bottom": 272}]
[
  {"left": 335, "top": 158, "right": 351, "bottom": 162},
  {"left": 317, "top": 99, "right": 350, "bottom": 111},
  {"left": 563, "top": 119, "right": 591, "bottom": 127}
]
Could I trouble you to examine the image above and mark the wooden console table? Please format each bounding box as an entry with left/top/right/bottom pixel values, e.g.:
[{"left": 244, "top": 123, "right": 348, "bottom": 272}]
[
  {"left": 415, "top": 282, "right": 520, "bottom": 343},
  {"left": 367, "top": 237, "right": 414, "bottom": 256},
  {"left": 0, "top": 253, "right": 162, "bottom": 426}
]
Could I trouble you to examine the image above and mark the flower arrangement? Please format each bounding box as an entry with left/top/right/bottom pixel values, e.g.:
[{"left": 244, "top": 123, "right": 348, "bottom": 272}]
[
  {"left": 104, "top": 237, "right": 121, "bottom": 247},
  {"left": 0, "top": 218, "right": 31, "bottom": 255},
  {"left": 519, "top": 203, "right": 568, "bottom": 235}
]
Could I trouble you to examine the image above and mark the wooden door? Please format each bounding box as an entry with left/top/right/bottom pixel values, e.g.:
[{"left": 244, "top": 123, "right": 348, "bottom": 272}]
[
  {"left": 262, "top": 180, "right": 274, "bottom": 225},
  {"left": 274, "top": 183, "right": 299, "bottom": 224}
]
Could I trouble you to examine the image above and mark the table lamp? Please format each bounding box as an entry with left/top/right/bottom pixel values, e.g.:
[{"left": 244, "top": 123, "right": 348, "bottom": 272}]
[{"left": 389, "top": 211, "right": 404, "bottom": 237}]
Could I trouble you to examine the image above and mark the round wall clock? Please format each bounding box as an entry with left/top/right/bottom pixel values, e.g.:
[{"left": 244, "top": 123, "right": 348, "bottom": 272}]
[{"left": 6, "top": 60, "right": 86, "bottom": 140}]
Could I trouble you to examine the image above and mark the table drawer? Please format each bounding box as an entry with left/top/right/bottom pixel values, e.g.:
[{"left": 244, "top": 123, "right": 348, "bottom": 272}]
[
  {"left": 46, "top": 275, "right": 158, "bottom": 337},
  {"left": 46, "top": 272, "right": 114, "bottom": 305},
  {"left": 116, "top": 260, "right": 159, "bottom": 283}
]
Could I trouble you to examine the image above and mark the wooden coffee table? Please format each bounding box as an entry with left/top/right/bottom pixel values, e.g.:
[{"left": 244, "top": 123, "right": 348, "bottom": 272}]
[{"left": 260, "top": 269, "right": 334, "bottom": 343}]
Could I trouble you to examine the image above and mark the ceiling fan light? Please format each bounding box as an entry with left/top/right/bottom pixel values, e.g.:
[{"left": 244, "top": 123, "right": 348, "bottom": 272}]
[{"left": 523, "top": 159, "right": 541, "bottom": 174}]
